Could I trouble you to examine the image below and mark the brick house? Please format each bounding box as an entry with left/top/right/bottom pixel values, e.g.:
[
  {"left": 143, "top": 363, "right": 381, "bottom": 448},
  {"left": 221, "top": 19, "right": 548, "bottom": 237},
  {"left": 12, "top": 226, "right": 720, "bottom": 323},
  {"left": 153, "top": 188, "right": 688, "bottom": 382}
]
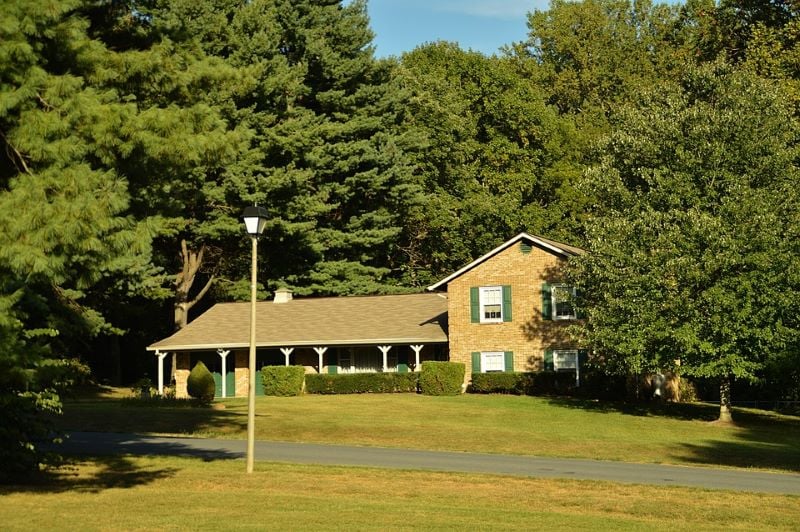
[
  {"left": 426, "top": 232, "right": 586, "bottom": 383},
  {"left": 147, "top": 232, "right": 584, "bottom": 396}
]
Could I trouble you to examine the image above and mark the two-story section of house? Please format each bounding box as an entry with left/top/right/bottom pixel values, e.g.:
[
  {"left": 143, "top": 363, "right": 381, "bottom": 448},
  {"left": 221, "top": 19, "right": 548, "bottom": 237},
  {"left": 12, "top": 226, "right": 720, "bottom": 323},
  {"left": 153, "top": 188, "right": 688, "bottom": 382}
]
[{"left": 427, "top": 232, "right": 585, "bottom": 384}]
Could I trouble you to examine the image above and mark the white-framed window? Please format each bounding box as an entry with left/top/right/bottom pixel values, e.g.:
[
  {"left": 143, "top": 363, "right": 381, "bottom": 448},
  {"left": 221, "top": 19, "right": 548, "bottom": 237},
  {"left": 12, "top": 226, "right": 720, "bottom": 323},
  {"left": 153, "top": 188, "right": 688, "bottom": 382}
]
[
  {"left": 480, "top": 286, "right": 503, "bottom": 323},
  {"left": 481, "top": 351, "right": 505, "bottom": 373},
  {"left": 552, "top": 284, "right": 577, "bottom": 320},
  {"left": 553, "top": 349, "right": 578, "bottom": 371}
]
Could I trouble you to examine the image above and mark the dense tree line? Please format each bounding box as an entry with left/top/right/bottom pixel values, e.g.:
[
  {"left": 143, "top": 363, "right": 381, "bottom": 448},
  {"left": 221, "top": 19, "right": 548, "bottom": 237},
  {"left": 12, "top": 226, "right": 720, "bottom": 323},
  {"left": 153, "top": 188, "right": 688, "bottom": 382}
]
[{"left": 1, "top": 0, "right": 799, "bottom": 476}]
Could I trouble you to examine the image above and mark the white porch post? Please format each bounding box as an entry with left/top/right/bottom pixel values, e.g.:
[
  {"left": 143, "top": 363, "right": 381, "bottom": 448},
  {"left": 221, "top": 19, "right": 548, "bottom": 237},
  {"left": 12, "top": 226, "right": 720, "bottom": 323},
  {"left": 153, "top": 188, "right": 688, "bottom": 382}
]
[
  {"left": 217, "top": 349, "right": 230, "bottom": 398},
  {"left": 280, "top": 347, "right": 294, "bottom": 367},
  {"left": 378, "top": 345, "right": 392, "bottom": 372},
  {"left": 313, "top": 347, "right": 328, "bottom": 373},
  {"left": 410, "top": 345, "right": 424, "bottom": 372},
  {"left": 155, "top": 350, "right": 168, "bottom": 395}
]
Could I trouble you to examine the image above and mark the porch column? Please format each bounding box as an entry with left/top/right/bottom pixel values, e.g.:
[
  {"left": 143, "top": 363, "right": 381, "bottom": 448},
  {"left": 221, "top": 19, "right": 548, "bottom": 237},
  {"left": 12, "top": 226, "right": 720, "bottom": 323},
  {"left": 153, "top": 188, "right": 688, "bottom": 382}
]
[
  {"left": 217, "top": 349, "right": 230, "bottom": 398},
  {"left": 155, "top": 350, "right": 168, "bottom": 394},
  {"left": 280, "top": 347, "right": 294, "bottom": 367},
  {"left": 410, "top": 345, "right": 424, "bottom": 372},
  {"left": 378, "top": 345, "right": 392, "bottom": 372},
  {"left": 313, "top": 347, "right": 328, "bottom": 373}
]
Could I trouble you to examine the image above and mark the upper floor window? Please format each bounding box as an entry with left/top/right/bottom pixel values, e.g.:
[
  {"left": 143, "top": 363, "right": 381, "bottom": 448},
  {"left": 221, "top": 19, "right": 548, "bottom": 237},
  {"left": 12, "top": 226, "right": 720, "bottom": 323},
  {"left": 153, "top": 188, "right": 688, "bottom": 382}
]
[
  {"left": 542, "top": 283, "right": 578, "bottom": 320},
  {"left": 480, "top": 286, "right": 503, "bottom": 322},
  {"left": 552, "top": 284, "right": 577, "bottom": 320},
  {"left": 470, "top": 285, "right": 512, "bottom": 323}
]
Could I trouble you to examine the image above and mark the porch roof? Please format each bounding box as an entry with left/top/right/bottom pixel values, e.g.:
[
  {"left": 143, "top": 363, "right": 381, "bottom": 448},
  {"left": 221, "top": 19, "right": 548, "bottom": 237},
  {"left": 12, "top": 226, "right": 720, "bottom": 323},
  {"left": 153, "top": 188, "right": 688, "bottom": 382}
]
[{"left": 147, "top": 292, "right": 448, "bottom": 352}]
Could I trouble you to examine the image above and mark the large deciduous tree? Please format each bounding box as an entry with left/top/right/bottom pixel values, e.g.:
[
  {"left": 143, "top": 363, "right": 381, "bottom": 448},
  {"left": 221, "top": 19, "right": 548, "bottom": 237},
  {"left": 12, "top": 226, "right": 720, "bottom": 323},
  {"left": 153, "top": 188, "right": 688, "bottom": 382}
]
[{"left": 569, "top": 61, "right": 800, "bottom": 422}]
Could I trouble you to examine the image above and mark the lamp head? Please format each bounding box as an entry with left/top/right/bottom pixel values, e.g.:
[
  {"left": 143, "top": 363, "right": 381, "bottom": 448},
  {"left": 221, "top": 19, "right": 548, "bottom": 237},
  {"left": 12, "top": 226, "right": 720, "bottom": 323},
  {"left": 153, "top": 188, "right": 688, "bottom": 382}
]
[{"left": 242, "top": 205, "right": 269, "bottom": 236}]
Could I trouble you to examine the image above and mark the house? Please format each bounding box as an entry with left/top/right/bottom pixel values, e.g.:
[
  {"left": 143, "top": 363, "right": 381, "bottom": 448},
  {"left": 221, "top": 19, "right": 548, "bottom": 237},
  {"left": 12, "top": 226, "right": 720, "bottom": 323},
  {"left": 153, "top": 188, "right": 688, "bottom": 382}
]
[{"left": 146, "top": 233, "right": 584, "bottom": 397}]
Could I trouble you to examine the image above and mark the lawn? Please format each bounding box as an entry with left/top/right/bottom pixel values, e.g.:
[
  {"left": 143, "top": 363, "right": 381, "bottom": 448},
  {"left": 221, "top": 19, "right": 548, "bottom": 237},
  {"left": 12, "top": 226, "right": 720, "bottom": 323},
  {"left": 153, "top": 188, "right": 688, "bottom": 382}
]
[
  {"left": 2, "top": 456, "right": 798, "bottom": 531},
  {"left": 57, "top": 390, "right": 800, "bottom": 472}
]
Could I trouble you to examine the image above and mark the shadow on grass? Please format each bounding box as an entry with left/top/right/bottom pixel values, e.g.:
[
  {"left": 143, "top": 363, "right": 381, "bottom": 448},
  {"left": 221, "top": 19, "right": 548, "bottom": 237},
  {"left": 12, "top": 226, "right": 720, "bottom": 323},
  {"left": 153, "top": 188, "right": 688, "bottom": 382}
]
[
  {"left": 54, "top": 396, "right": 248, "bottom": 437},
  {"left": 543, "top": 397, "right": 800, "bottom": 472},
  {"left": 0, "top": 455, "right": 178, "bottom": 494}
]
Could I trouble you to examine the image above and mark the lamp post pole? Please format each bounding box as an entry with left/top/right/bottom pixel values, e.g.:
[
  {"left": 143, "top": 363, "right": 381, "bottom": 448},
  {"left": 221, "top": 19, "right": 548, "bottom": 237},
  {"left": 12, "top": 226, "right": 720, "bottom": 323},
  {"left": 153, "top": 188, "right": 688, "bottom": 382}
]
[
  {"left": 246, "top": 233, "right": 257, "bottom": 473},
  {"left": 242, "top": 205, "right": 268, "bottom": 474}
]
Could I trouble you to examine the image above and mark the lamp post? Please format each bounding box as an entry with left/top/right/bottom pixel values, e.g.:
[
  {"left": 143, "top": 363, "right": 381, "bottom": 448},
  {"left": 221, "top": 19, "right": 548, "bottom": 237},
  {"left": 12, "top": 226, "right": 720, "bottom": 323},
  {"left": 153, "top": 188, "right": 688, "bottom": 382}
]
[{"left": 242, "top": 205, "right": 268, "bottom": 473}]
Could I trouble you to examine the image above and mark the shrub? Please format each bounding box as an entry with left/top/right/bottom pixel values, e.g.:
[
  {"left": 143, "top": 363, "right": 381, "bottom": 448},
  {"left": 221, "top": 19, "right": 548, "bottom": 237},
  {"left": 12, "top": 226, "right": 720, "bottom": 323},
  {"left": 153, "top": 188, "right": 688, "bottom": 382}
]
[
  {"left": 470, "top": 372, "right": 523, "bottom": 394},
  {"left": 187, "top": 361, "right": 215, "bottom": 402},
  {"left": 469, "top": 371, "right": 580, "bottom": 396},
  {"left": 261, "top": 366, "right": 305, "bottom": 396},
  {"left": 305, "top": 372, "right": 418, "bottom": 394},
  {"left": 419, "top": 361, "right": 464, "bottom": 396}
]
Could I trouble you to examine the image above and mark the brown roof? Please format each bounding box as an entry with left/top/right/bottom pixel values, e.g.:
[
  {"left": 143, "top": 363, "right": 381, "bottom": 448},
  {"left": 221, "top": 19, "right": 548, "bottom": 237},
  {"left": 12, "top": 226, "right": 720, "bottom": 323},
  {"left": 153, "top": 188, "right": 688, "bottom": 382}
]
[
  {"left": 427, "top": 232, "right": 585, "bottom": 291},
  {"left": 148, "top": 293, "right": 448, "bottom": 351}
]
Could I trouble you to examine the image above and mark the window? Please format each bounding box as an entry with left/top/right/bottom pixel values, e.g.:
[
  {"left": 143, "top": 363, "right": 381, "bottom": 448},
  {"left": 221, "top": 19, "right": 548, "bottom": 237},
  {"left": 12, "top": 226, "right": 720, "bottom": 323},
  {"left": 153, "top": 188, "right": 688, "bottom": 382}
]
[
  {"left": 471, "top": 285, "right": 512, "bottom": 323},
  {"left": 552, "top": 284, "right": 577, "bottom": 320},
  {"left": 553, "top": 350, "right": 578, "bottom": 371},
  {"left": 481, "top": 351, "right": 505, "bottom": 373},
  {"left": 480, "top": 286, "right": 503, "bottom": 323}
]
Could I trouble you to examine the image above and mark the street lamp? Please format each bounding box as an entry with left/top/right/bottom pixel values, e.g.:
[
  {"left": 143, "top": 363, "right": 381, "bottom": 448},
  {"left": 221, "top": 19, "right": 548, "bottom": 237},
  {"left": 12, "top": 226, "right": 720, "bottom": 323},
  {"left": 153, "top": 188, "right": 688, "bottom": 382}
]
[{"left": 242, "top": 205, "right": 268, "bottom": 473}]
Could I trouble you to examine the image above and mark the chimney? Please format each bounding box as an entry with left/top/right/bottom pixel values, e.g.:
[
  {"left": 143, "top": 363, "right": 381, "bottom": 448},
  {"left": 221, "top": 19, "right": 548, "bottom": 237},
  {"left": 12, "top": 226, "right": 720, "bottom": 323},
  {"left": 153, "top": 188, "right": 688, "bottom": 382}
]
[{"left": 273, "top": 287, "right": 293, "bottom": 304}]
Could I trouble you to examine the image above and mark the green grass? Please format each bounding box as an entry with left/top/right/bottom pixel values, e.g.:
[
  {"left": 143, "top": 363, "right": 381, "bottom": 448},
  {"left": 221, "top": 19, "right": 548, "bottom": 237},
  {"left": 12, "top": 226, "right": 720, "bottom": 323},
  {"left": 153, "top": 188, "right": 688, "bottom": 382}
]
[
  {"left": 58, "top": 390, "right": 800, "bottom": 472},
  {"left": 1, "top": 456, "right": 798, "bottom": 531}
]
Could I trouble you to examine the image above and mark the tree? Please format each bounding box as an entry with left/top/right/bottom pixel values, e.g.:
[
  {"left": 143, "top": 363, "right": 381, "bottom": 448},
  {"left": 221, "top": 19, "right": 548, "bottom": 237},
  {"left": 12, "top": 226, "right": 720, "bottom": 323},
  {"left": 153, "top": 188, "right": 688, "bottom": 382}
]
[
  {"left": 569, "top": 61, "right": 800, "bottom": 422},
  {"left": 398, "top": 42, "right": 583, "bottom": 283}
]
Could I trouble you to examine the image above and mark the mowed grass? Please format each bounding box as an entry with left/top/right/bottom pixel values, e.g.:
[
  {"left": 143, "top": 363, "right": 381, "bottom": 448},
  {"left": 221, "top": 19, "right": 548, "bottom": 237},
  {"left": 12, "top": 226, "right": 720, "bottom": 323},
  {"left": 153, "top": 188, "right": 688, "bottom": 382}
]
[
  {"left": 2, "top": 456, "right": 799, "bottom": 531},
  {"left": 58, "top": 391, "right": 800, "bottom": 472}
]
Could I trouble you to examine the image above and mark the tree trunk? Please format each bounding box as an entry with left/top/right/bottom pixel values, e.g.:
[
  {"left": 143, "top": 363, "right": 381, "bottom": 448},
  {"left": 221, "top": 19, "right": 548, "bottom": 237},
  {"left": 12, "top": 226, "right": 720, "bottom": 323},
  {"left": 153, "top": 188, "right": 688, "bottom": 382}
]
[
  {"left": 719, "top": 375, "right": 733, "bottom": 423},
  {"left": 172, "top": 240, "right": 215, "bottom": 380}
]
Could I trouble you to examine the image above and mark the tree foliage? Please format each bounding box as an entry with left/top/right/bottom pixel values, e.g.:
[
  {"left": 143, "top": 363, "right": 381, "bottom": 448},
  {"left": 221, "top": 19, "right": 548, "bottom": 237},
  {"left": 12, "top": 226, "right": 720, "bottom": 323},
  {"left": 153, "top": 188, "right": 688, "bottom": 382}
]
[{"left": 569, "top": 62, "right": 800, "bottom": 420}]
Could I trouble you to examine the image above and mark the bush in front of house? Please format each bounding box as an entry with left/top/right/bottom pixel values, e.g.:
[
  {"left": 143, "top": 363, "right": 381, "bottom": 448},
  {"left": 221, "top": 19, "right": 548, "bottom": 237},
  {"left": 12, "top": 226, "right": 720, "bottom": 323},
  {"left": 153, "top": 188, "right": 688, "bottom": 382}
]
[
  {"left": 305, "top": 372, "right": 418, "bottom": 394},
  {"left": 261, "top": 365, "right": 305, "bottom": 396},
  {"left": 469, "top": 371, "right": 579, "bottom": 396},
  {"left": 187, "top": 361, "right": 215, "bottom": 402},
  {"left": 419, "top": 361, "right": 464, "bottom": 395}
]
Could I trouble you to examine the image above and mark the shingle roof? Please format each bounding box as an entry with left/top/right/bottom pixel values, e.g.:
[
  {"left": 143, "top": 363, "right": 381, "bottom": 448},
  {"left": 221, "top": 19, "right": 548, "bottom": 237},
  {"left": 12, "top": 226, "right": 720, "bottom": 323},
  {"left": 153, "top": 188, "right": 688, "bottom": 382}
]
[
  {"left": 147, "top": 293, "right": 448, "bottom": 351},
  {"left": 427, "top": 232, "right": 584, "bottom": 291}
]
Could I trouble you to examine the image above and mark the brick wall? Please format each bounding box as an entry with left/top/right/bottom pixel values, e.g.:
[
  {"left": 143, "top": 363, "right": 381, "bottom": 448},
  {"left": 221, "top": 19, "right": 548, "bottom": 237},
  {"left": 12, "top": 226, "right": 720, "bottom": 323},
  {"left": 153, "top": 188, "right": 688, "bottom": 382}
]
[
  {"left": 174, "top": 353, "right": 190, "bottom": 398},
  {"left": 447, "top": 242, "right": 578, "bottom": 382}
]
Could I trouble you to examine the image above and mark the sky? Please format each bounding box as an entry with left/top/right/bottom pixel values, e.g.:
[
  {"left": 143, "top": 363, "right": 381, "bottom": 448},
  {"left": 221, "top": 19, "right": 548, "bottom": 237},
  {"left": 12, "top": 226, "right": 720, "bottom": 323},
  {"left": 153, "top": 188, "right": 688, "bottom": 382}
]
[{"left": 360, "top": 0, "right": 550, "bottom": 58}]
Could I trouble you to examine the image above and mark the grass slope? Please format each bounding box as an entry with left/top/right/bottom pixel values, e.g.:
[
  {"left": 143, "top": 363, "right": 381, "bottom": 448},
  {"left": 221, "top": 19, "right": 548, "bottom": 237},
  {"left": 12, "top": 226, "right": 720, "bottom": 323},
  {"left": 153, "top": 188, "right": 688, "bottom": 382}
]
[
  {"left": 58, "top": 391, "right": 800, "bottom": 472},
  {"left": 2, "top": 456, "right": 799, "bottom": 531}
]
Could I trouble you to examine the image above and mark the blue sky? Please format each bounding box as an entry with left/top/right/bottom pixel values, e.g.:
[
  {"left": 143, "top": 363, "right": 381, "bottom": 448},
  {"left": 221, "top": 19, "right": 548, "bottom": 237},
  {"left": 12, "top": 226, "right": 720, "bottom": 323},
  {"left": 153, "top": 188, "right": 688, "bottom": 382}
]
[{"left": 361, "top": 0, "right": 550, "bottom": 57}]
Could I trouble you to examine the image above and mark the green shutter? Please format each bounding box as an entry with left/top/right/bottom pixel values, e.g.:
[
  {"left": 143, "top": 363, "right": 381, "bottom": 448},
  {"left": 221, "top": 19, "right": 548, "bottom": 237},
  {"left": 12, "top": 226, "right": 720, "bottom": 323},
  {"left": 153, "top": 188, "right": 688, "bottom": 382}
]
[
  {"left": 578, "top": 349, "right": 588, "bottom": 369},
  {"left": 520, "top": 242, "right": 532, "bottom": 254},
  {"left": 575, "top": 288, "right": 586, "bottom": 319},
  {"left": 471, "top": 352, "right": 481, "bottom": 374},
  {"left": 544, "top": 349, "right": 554, "bottom": 371},
  {"left": 502, "top": 285, "right": 512, "bottom": 322},
  {"left": 470, "top": 287, "right": 480, "bottom": 323},
  {"left": 504, "top": 351, "right": 514, "bottom": 372},
  {"left": 327, "top": 352, "right": 338, "bottom": 374},
  {"left": 541, "top": 283, "right": 552, "bottom": 320}
]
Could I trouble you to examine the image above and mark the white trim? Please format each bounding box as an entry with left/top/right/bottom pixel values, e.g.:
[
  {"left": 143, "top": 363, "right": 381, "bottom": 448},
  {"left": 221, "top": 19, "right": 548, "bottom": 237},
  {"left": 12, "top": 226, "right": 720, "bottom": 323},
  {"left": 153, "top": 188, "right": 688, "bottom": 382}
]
[
  {"left": 280, "top": 347, "right": 294, "bottom": 366},
  {"left": 147, "top": 337, "right": 448, "bottom": 352},
  {"left": 410, "top": 345, "right": 424, "bottom": 371},
  {"left": 553, "top": 349, "right": 580, "bottom": 386},
  {"left": 480, "top": 351, "right": 505, "bottom": 373},
  {"left": 217, "top": 349, "right": 230, "bottom": 398},
  {"left": 427, "top": 232, "right": 577, "bottom": 291},
  {"left": 313, "top": 347, "right": 328, "bottom": 373},
  {"left": 155, "top": 350, "right": 168, "bottom": 395},
  {"left": 378, "top": 345, "right": 392, "bottom": 372}
]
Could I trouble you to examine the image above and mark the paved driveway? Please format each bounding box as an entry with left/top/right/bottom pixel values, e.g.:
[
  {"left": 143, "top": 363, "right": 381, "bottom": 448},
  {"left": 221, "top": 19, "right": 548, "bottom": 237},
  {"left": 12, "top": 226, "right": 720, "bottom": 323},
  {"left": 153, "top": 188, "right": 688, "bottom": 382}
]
[{"left": 61, "top": 432, "right": 800, "bottom": 495}]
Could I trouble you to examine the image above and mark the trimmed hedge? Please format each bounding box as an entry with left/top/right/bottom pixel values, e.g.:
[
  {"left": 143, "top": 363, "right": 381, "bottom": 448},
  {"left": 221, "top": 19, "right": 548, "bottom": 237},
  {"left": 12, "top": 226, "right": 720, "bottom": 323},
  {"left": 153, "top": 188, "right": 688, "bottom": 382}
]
[
  {"left": 469, "top": 371, "right": 577, "bottom": 396},
  {"left": 261, "top": 365, "right": 305, "bottom": 396},
  {"left": 305, "top": 372, "right": 419, "bottom": 394},
  {"left": 419, "top": 361, "right": 465, "bottom": 396},
  {"left": 187, "top": 361, "right": 215, "bottom": 402}
]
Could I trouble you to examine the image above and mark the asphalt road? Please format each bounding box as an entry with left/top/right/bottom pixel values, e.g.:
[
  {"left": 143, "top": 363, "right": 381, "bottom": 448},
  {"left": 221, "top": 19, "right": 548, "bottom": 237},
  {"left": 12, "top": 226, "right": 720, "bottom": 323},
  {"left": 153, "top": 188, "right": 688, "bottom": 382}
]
[{"left": 60, "top": 432, "right": 800, "bottom": 495}]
